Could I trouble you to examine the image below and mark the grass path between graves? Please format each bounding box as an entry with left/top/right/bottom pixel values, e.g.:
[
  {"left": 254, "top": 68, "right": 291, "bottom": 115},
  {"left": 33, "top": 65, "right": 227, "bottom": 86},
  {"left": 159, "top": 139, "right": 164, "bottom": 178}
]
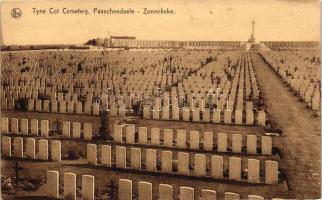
[{"left": 251, "top": 52, "right": 321, "bottom": 199}]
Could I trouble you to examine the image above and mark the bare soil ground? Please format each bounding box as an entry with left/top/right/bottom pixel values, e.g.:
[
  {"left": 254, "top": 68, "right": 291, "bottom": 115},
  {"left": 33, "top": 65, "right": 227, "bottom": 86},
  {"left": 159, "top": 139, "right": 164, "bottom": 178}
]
[{"left": 251, "top": 52, "right": 321, "bottom": 199}]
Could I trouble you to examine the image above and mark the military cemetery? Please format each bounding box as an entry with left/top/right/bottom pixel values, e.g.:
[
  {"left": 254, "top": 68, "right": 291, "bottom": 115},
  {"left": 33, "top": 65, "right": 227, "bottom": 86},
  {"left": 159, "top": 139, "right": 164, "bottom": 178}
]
[{"left": 1, "top": 0, "right": 320, "bottom": 199}]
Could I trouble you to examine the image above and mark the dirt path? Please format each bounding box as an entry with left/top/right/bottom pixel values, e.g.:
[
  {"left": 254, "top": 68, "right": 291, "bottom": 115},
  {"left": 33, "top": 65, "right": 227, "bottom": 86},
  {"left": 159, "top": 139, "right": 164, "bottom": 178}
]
[{"left": 251, "top": 52, "right": 321, "bottom": 199}]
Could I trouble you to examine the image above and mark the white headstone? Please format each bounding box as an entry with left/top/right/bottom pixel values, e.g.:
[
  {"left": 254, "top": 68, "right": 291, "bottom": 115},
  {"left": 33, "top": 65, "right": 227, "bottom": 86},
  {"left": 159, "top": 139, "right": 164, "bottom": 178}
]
[
  {"left": 235, "top": 110, "right": 243, "bottom": 125},
  {"left": 232, "top": 134, "right": 242, "bottom": 153},
  {"left": 44, "top": 100, "right": 50, "bottom": 112},
  {"left": 1, "top": 117, "right": 9, "bottom": 134},
  {"left": 202, "top": 109, "right": 211, "bottom": 122},
  {"left": 84, "top": 123, "right": 93, "bottom": 141},
  {"left": 40, "top": 120, "right": 49, "bottom": 138},
  {"left": 151, "top": 128, "right": 160, "bottom": 145},
  {"left": 13, "top": 137, "right": 23, "bottom": 158},
  {"left": 248, "top": 159, "right": 260, "bottom": 183},
  {"left": 47, "top": 170, "right": 59, "bottom": 198},
  {"left": 76, "top": 102, "right": 83, "bottom": 114},
  {"left": 224, "top": 192, "right": 240, "bottom": 200},
  {"left": 51, "top": 140, "right": 61, "bottom": 162},
  {"left": 189, "top": 131, "right": 200, "bottom": 150},
  {"left": 26, "top": 138, "right": 36, "bottom": 159},
  {"left": 182, "top": 108, "right": 190, "bottom": 121},
  {"left": 178, "top": 152, "right": 190, "bottom": 175},
  {"left": 20, "top": 118, "right": 29, "bottom": 135},
  {"left": 211, "top": 155, "right": 223, "bottom": 179},
  {"left": 261, "top": 136, "right": 272, "bottom": 155},
  {"left": 163, "top": 129, "right": 173, "bottom": 147},
  {"left": 162, "top": 109, "right": 170, "bottom": 120},
  {"left": 72, "top": 122, "right": 81, "bottom": 138},
  {"left": 11, "top": 118, "right": 19, "bottom": 134},
  {"left": 246, "top": 109, "right": 254, "bottom": 125},
  {"left": 180, "top": 187, "right": 194, "bottom": 200},
  {"left": 247, "top": 135, "right": 257, "bottom": 154},
  {"left": 194, "top": 154, "right": 206, "bottom": 176},
  {"left": 62, "top": 121, "right": 71, "bottom": 138},
  {"left": 143, "top": 108, "right": 151, "bottom": 119},
  {"left": 161, "top": 151, "right": 173, "bottom": 172},
  {"left": 176, "top": 130, "right": 187, "bottom": 149},
  {"left": 138, "top": 127, "right": 148, "bottom": 145},
  {"left": 138, "top": 181, "right": 152, "bottom": 200},
  {"left": 38, "top": 139, "right": 48, "bottom": 160},
  {"left": 192, "top": 109, "right": 200, "bottom": 122},
  {"left": 82, "top": 175, "right": 95, "bottom": 200},
  {"left": 203, "top": 132, "right": 213, "bottom": 151},
  {"left": 64, "top": 172, "right": 76, "bottom": 200},
  {"left": 114, "top": 124, "right": 123, "bottom": 143},
  {"left": 172, "top": 108, "right": 180, "bottom": 120},
  {"left": 59, "top": 101, "right": 67, "bottom": 113},
  {"left": 30, "top": 119, "right": 38, "bottom": 135},
  {"left": 126, "top": 124, "right": 135, "bottom": 144},
  {"left": 101, "top": 145, "right": 112, "bottom": 167},
  {"left": 152, "top": 108, "right": 160, "bottom": 119},
  {"left": 1, "top": 136, "right": 11, "bottom": 157},
  {"left": 212, "top": 110, "right": 221, "bottom": 123},
  {"left": 265, "top": 160, "right": 278, "bottom": 184},
  {"left": 130, "top": 148, "right": 141, "bottom": 170},
  {"left": 202, "top": 189, "right": 217, "bottom": 200},
  {"left": 229, "top": 157, "right": 241, "bottom": 180},
  {"left": 87, "top": 144, "right": 97, "bottom": 165},
  {"left": 118, "top": 179, "right": 132, "bottom": 200},
  {"left": 146, "top": 149, "right": 157, "bottom": 171},
  {"left": 257, "top": 111, "right": 266, "bottom": 126},
  {"left": 159, "top": 184, "right": 173, "bottom": 200},
  {"left": 116, "top": 146, "right": 126, "bottom": 168},
  {"left": 224, "top": 110, "right": 232, "bottom": 124},
  {"left": 217, "top": 132, "right": 227, "bottom": 152}
]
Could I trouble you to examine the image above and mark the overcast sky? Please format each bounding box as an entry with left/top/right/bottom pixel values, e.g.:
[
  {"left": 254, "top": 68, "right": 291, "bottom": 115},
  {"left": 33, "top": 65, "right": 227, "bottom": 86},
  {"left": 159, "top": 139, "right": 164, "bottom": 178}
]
[{"left": 1, "top": 0, "right": 320, "bottom": 45}]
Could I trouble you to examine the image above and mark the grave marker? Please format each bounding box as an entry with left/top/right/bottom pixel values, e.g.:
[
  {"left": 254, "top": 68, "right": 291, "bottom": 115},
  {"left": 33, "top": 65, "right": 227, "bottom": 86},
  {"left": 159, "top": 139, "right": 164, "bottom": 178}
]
[
  {"left": 51, "top": 140, "right": 61, "bottom": 162},
  {"left": 138, "top": 181, "right": 152, "bottom": 200},
  {"left": 163, "top": 129, "right": 173, "bottom": 147},
  {"left": 118, "top": 179, "right": 132, "bottom": 200},
  {"left": 217, "top": 132, "right": 227, "bottom": 152},
  {"left": 146, "top": 149, "right": 157, "bottom": 171},
  {"left": 82, "top": 175, "right": 95, "bottom": 200},
  {"left": 87, "top": 144, "right": 97, "bottom": 165},
  {"left": 211, "top": 155, "right": 223, "bottom": 179},
  {"left": 229, "top": 157, "right": 241, "bottom": 180},
  {"left": 178, "top": 152, "right": 190, "bottom": 175},
  {"left": 203, "top": 132, "right": 213, "bottom": 151},
  {"left": 26, "top": 138, "right": 36, "bottom": 159},
  {"left": 47, "top": 170, "right": 59, "bottom": 198},
  {"left": 194, "top": 154, "right": 206, "bottom": 176},
  {"left": 131, "top": 148, "right": 141, "bottom": 170},
  {"left": 101, "top": 145, "right": 112, "bottom": 167},
  {"left": 64, "top": 172, "right": 76, "bottom": 200},
  {"left": 116, "top": 146, "right": 126, "bottom": 168},
  {"left": 159, "top": 184, "right": 173, "bottom": 200},
  {"left": 161, "top": 151, "right": 173, "bottom": 172},
  {"left": 38, "top": 139, "right": 48, "bottom": 160},
  {"left": 180, "top": 187, "right": 194, "bottom": 200}
]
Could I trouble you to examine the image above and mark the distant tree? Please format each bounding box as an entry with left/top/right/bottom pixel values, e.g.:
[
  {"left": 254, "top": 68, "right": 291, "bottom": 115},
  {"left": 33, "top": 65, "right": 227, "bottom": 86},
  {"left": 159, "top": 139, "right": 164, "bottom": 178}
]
[{"left": 85, "top": 39, "right": 97, "bottom": 45}]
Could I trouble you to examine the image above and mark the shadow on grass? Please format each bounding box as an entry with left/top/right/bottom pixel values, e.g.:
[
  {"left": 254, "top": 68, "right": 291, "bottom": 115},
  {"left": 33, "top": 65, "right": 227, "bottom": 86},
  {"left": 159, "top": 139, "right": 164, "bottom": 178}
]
[{"left": 14, "top": 196, "right": 56, "bottom": 200}]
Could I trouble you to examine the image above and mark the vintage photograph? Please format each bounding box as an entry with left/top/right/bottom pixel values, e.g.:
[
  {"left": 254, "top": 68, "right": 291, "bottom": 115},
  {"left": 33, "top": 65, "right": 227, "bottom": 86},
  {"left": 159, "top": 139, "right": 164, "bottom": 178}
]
[{"left": 0, "top": 0, "right": 320, "bottom": 199}]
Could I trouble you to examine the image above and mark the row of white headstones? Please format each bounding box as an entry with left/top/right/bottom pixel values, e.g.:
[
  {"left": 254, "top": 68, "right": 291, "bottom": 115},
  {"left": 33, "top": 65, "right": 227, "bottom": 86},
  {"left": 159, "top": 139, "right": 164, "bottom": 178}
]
[
  {"left": 113, "top": 124, "right": 272, "bottom": 155},
  {"left": 1, "top": 117, "right": 93, "bottom": 140},
  {"left": 85, "top": 143, "right": 278, "bottom": 185},
  {"left": 46, "top": 170, "right": 283, "bottom": 200}
]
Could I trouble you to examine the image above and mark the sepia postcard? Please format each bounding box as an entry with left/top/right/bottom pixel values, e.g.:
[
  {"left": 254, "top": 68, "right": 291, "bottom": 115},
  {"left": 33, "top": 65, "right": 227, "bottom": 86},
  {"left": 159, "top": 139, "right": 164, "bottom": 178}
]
[{"left": 0, "top": 0, "right": 320, "bottom": 199}]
